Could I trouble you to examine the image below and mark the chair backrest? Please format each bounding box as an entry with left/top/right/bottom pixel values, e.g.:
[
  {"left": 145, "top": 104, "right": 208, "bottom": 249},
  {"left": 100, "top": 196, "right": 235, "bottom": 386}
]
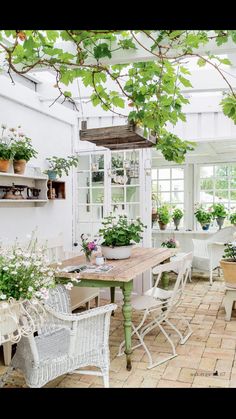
[
  {"left": 207, "top": 226, "right": 236, "bottom": 244},
  {"left": 152, "top": 259, "right": 185, "bottom": 296},
  {"left": 37, "top": 284, "right": 72, "bottom": 335}
]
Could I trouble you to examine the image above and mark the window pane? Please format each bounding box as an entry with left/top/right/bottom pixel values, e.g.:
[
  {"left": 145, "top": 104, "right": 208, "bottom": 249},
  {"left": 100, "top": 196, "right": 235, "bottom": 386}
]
[
  {"left": 79, "top": 155, "right": 90, "bottom": 170},
  {"left": 78, "top": 172, "right": 90, "bottom": 188},
  {"left": 159, "top": 192, "right": 170, "bottom": 202},
  {"left": 111, "top": 170, "right": 126, "bottom": 184},
  {"left": 200, "top": 178, "right": 214, "bottom": 190},
  {"left": 172, "top": 191, "right": 184, "bottom": 203},
  {"left": 92, "top": 188, "right": 104, "bottom": 204},
  {"left": 112, "top": 187, "right": 124, "bottom": 203},
  {"left": 125, "top": 204, "right": 140, "bottom": 220},
  {"left": 172, "top": 180, "right": 184, "bottom": 191},
  {"left": 215, "top": 165, "right": 228, "bottom": 176},
  {"left": 92, "top": 171, "right": 104, "bottom": 186},
  {"left": 215, "top": 190, "right": 228, "bottom": 200},
  {"left": 158, "top": 168, "right": 170, "bottom": 179},
  {"left": 77, "top": 188, "right": 90, "bottom": 204},
  {"left": 158, "top": 180, "right": 170, "bottom": 192},
  {"left": 111, "top": 153, "right": 124, "bottom": 169},
  {"left": 172, "top": 168, "right": 184, "bottom": 179},
  {"left": 200, "top": 191, "right": 214, "bottom": 202},
  {"left": 126, "top": 186, "right": 139, "bottom": 202},
  {"left": 92, "top": 154, "right": 104, "bottom": 168},
  {"left": 91, "top": 205, "right": 104, "bottom": 221},
  {"left": 152, "top": 169, "right": 157, "bottom": 180},
  {"left": 152, "top": 181, "right": 158, "bottom": 193},
  {"left": 77, "top": 205, "right": 92, "bottom": 222},
  {"left": 200, "top": 166, "right": 213, "bottom": 178},
  {"left": 215, "top": 178, "right": 228, "bottom": 190}
]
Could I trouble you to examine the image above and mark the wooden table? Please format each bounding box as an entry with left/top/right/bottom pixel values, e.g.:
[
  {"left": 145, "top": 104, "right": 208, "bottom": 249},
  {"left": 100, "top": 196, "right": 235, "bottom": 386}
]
[{"left": 56, "top": 247, "right": 173, "bottom": 370}]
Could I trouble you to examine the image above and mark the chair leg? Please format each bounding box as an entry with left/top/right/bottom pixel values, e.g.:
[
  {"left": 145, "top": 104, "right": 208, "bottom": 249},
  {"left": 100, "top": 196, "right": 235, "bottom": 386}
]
[
  {"left": 166, "top": 316, "right": 193, "bottom": 344},
  {"left": 3, "top": 342, "right": 12, "bottom": 366},
  {"left": 102, "top": 372, "right": 109, "bottom": 388},
  {"left": 209, "top": 269, "right": 213, "bottom": 286}
]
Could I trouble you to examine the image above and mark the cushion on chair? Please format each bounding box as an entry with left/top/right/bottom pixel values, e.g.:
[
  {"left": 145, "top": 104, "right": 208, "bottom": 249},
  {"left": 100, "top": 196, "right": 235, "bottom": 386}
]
[
  {"left": 145, "top": 287, "right": 173, "bottom": 300},
  {"left": 131, "top": 295, "right": 164, "bottom": 311}
]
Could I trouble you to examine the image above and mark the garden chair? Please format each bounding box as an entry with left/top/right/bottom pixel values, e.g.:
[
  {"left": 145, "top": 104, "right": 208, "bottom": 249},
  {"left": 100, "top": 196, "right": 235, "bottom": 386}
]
[
  {"left": 192, "top": 226, "right": 236, "bottom": 285},
  {"left": 0, "top": 285, "right": 116, "bottom": 388},
  {"left": 118, "top": 256, "right": 192, "bottom": 369}
]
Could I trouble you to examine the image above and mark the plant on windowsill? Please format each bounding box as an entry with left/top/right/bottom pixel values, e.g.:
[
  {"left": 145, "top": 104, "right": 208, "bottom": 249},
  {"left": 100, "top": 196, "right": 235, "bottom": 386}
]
[
  {"left": 230, "top": 213, "right": 236, "bottom": 226},
  {"left": 194, "top": 204, "right": 212, "bottom": 230},
  {"left": 211, "top": 202, "right": 228, "bottom": 230},
  {"left": 45, "top": 155, "right": 79, "bottom": 180},
  {"left": 220, "top": 234, "right": 236, "bottom": 288},
  {"left": 156, "top": 204, "right": 171, "bottom": 230},
  {"left": 161, "top": 237, "right": 180, "bottom": 248},
  {"left": 172, "top": 207, "right": 184, "bottom": 231},
  {"left": 98, "top": 213, "right": 146, "bottom": 259}
]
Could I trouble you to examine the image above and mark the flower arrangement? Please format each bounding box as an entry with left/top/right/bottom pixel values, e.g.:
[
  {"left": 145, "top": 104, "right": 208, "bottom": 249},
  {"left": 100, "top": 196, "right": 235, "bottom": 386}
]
[
  {"left": 80, "top": 234, "right": 98, "bottom": 262},
  {"left": 0, "top": 237, "right": 57, "bottom": 301},
  {"left": 0, "top": 124, "right": 15, "bottom": 160},
  {"left": 194, "top": 204, "right": 212, "bottom": 226},
  {"left": 161, "top": 237, "right": 180, "bottom": 248},
  {"left": 45, "top": 155, "right": 79, "bottom": 178},
  {"left": 98, "top": 214, "right": 146, "bottom": 247}
]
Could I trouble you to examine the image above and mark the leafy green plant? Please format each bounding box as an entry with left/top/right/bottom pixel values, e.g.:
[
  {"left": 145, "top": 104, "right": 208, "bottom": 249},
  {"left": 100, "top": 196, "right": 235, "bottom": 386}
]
[
  {"left": 11, "top": 137, "right": 38, "bottom": 161},
  {"left": 98, "top": 214, "right": 146, "bottom": 247},
  {"left": 211, "top": 203, "right": 228, "bottom": 218},
  {"left": 0, "top": 124, "right": 15, "bottom": 160},
  {"left": 161, "top": 237, "right": 179, "bottom": 248},
  {"left": 230, "top": 213, "right": 236, "bottom": 225},
  {"left": 172, "top": 208, "right": 184, "bottom": 220},
  {"left": 194, "top": 205, "right": 212, "bottom": 225},
  {"left": 45, "top": 155, "right": 79, "bottom": 178},
  {"left": 157, "top": 204, "right": 171, "bottom": 225},
  {"left": 222, "top": 242, "right": 236, "bottom": 262}
]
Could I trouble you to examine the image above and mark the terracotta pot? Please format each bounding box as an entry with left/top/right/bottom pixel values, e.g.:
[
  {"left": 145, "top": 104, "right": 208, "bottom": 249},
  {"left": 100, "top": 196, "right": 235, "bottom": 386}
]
[
  {"left": 158, "top": 221, "right": 168, "bottom": 230},
  {"left": 220, "top": 259, "right": 236, "bottom": 288},
  {"left": 0, "top": 159, "right": 10, "bottom": 173},
  {"left": 13, "top": 159, "right": 26, "bottom": 175}
]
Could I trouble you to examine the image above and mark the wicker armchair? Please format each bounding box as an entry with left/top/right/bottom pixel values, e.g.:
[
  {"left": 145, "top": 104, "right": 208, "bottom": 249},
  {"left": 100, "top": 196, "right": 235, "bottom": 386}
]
[{"left": 0, "top": 285, "right": 116, "bottom": 388}]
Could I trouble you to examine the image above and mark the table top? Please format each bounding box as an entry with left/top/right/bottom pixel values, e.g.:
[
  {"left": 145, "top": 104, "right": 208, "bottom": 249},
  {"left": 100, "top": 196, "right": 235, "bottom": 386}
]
[{"left": 56, "top": 247, "right": 175, "bottom": 283}]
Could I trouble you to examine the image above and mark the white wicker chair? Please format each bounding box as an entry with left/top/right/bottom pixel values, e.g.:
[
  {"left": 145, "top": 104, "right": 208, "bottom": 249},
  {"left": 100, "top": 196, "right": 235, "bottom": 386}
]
[
  {"left": 192, "top": 226, "right": 236, "bottom": 285},
  {"left": 0, "top": 285, "right": 116, "bottom": 388}
]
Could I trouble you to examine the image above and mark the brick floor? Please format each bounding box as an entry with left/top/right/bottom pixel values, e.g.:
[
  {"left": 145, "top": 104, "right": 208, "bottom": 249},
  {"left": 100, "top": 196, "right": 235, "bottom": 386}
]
[{"left": 1, "top": 271, "right": 236, "bottom": 388}]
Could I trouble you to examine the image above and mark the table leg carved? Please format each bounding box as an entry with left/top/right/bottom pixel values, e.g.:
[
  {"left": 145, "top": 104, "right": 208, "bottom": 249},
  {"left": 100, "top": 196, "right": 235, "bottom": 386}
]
[{"left": 121, "top": 281, "right": 133, "bottom": 370}]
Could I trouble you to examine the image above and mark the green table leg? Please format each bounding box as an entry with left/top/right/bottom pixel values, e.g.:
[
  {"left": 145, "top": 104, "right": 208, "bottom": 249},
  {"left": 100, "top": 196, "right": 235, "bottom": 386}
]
[
  {"left": 161, "top": 272, "right": 170, "bottom": 289},
  {"left": 121, "top": 281, "right": 133, "bottom": 371},
  {"left": 110, "top": 287, "right": 115, "bottom": 316}
]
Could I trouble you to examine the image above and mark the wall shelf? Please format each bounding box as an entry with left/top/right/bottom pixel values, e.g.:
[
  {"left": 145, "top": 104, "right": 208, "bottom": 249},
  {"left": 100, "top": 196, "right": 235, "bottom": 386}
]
[
  {"left": 0, "top": 172, "right": 48, "bottom": 206},
  {"left": 47, "top": 180, "right": 66, "bottom": 200}
]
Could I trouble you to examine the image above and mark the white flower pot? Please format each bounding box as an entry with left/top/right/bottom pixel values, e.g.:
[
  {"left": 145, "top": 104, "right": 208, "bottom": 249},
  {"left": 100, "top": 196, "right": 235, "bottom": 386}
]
[{"left": 101, "top": 245, "right": 133, "bottom": 260}]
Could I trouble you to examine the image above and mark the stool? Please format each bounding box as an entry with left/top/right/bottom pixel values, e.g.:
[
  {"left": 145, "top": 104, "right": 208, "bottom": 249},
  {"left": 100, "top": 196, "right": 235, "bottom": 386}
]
[{"left": 224, "top": 288, "right": 236, "bottom": 321}]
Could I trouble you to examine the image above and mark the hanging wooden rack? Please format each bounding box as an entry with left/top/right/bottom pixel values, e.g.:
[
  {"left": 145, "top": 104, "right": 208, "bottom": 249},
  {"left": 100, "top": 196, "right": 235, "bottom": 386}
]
[{"left": 79, "top": 121, "right": 157, "bottom": 150}]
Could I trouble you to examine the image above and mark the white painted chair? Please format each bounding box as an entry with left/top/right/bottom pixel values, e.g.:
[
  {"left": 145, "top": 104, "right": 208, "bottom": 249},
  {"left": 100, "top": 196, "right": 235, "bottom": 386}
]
[
  {"left": 192, "top": 226, "right": 236, "bottom": 285},
  {"left": 170, "top": 252, "right": 193, "bottom": 284},
  {"left": 118, "top": 256, "right": 193, "bottom": 369},
  {"left": 0, "top": 285, "right": 116, "bottom": 388}
]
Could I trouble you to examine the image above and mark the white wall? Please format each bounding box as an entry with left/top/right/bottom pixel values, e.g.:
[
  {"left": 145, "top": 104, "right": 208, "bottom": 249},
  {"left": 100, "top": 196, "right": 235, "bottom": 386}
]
[{"left": 0, "top": 75, "right": 78, "bottom": 251}]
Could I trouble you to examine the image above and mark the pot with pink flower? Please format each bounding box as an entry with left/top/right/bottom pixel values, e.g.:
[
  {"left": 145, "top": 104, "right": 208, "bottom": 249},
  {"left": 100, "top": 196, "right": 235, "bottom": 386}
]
[{"left": 80, "top": 234, "right": 98, "bottom": 264}]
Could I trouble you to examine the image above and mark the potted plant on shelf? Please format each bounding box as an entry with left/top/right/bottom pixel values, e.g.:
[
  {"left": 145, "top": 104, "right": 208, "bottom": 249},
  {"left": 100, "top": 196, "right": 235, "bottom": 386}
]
[
  {"left": 11, "top": 129, "right": 38, "bottom": 174},
  {"left": 194, "top": 204, "right": 212, "bottom": 230},
  {"left": 172, "top": 208, "right": 184, "bottom": 231},
  {"left": 98, "top": 214, "right": 146, "bottom": 259},
  {"left": 220, "top": 235, "right": 236, "bottom": 288},
  {"left": 0, "top": 124, "right": 14, "bottom": 173},
  {"left": 45, "top": 155, "right": 79, "bottom": 180},
  {"left": 211, "top": 202, "right": 228, "bottom": 230},
  {"left": 230, "top": 213, "right": 236, "bottom": 226},
  {"left": 156, "top": 204, "right": 171, "bottom": 230},
  {"left": 161, "top": 237, "right": 180, "bottom": 248}
]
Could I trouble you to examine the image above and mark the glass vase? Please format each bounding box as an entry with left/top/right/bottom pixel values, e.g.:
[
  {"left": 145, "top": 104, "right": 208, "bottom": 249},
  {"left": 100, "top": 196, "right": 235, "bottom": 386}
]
[{"left": 85, "top": 254, "right": 91, "bottom": 265}]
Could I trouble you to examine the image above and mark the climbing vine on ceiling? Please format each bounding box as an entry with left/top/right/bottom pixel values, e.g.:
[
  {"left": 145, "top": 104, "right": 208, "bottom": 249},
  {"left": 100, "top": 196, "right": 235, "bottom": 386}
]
[{"left": 0, "top": 30, "right": 236, "bottom": 162}]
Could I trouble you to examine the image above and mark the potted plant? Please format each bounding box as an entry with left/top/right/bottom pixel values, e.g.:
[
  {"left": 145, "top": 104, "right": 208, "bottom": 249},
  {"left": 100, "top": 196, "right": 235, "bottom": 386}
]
[
  {"left": 230, "top": 213, "right": 236, "bottom": 226},
  {"left": 220, "top": 238, "right": 236, "bottom": 288},
  {"left": 45, "top": 155, "right": 79, "bottom": 180},
  {"left": 98, "top": 214, "right": 146, "bottom": 259},
  {"left": 156, "top": 204, "right": 171, "bottom": 230},
  {"left": 11, "top": 129, "right": 38, "bottom": 174},
  {"left": 194, "top": 204, "right": 212, "bottom": 230},
  {"left": 172, "top": 208, "right": 184, "bottom": 231},
  {"left": 0, "top": 124, "right": 14, "bottom": 173},
  {"left": 161, "top": 237, "right": 180, "bottom": 248},
  {"left": 211, "top": 202, "right": 228, "bottom": 230}
]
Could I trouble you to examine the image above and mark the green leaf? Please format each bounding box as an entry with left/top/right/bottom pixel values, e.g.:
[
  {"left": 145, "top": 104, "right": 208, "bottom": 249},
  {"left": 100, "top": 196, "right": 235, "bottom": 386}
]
[
  {"left": 64, "top": 91, "right": 72, "bottom": 97},
  {"left": 93, "top": 43, "right": 112, "bottom": 60},
  {"left": 111, "top": 96, "right": 125, "bottom": 108},
  {"left": 179, "top": 75, "right": 192, "bottom": 88},
  {"left": 197, "top": 58, "right": 206, "bottom": 67}
]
